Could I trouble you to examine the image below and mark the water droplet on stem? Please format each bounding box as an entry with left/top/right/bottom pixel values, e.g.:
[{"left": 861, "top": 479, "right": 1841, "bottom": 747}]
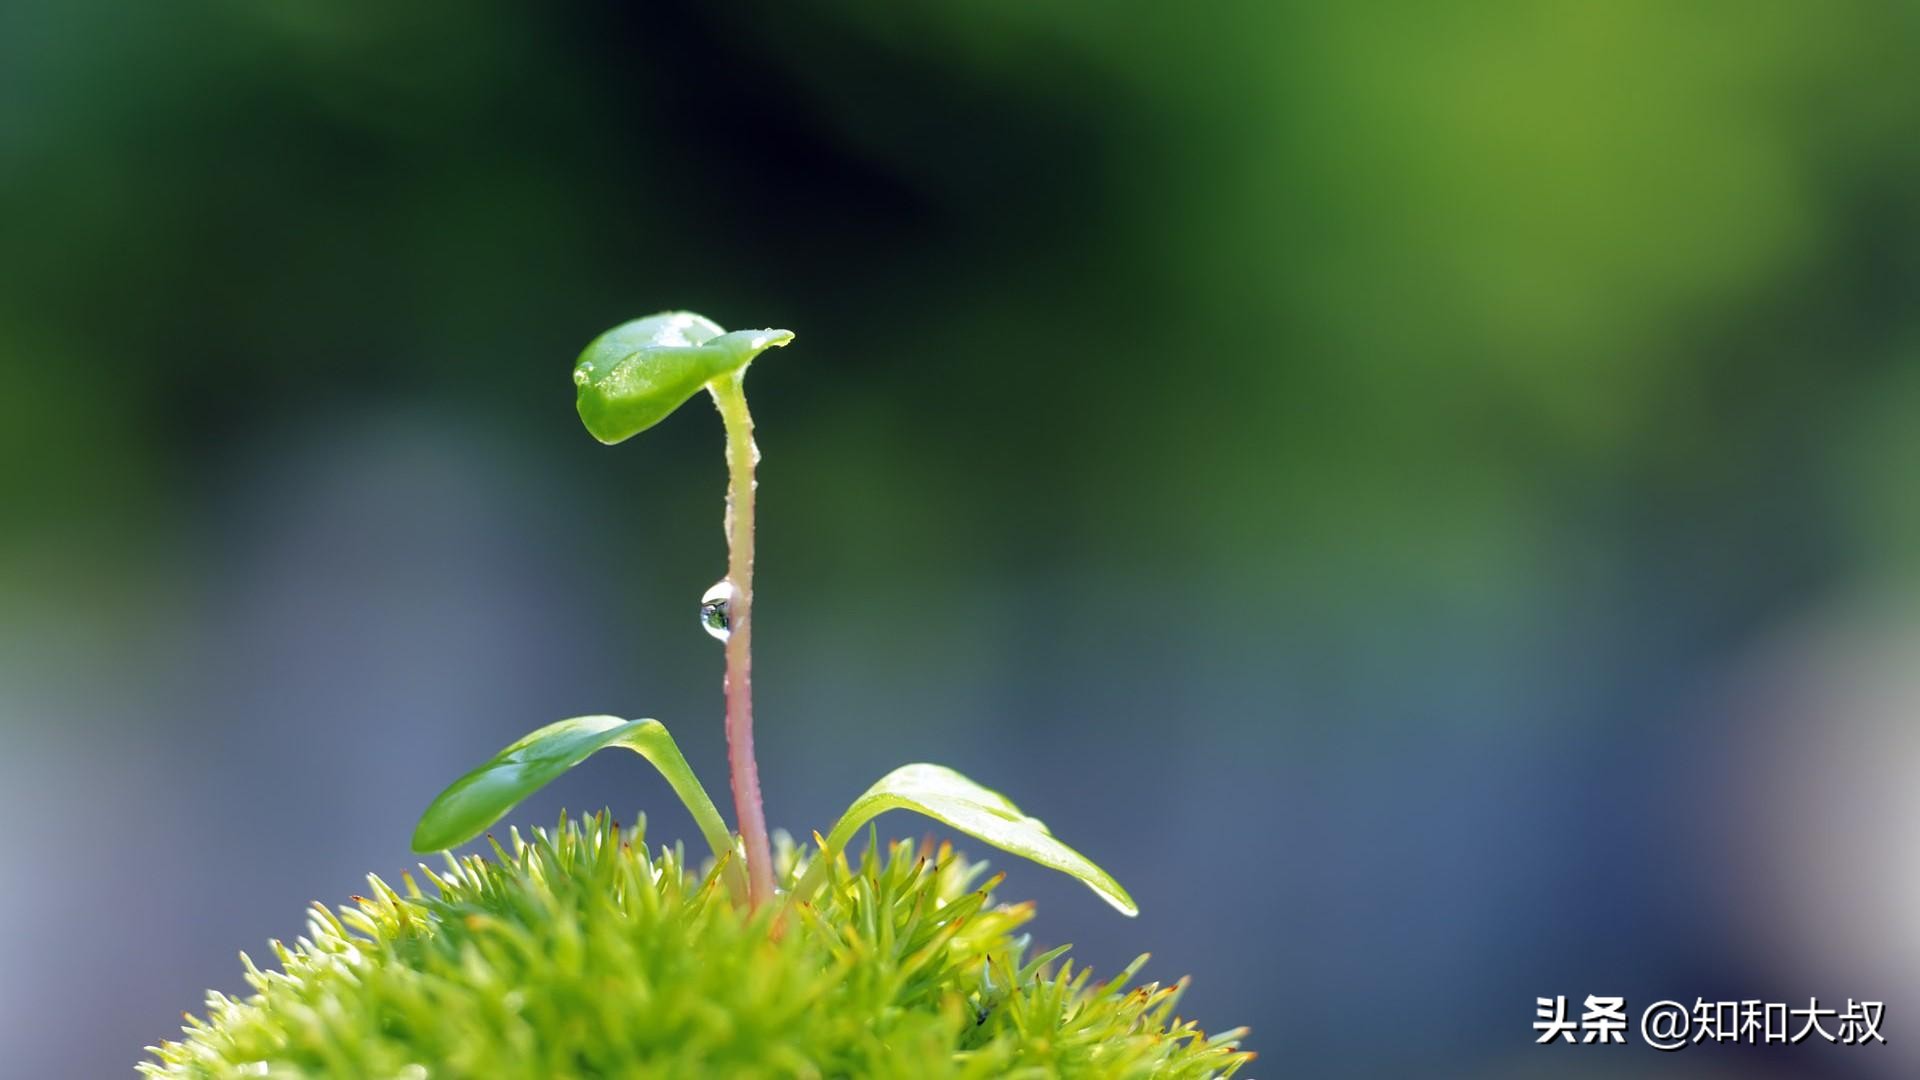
[{"left": 700, "top": 579, "right": 734, "bottom": 641}]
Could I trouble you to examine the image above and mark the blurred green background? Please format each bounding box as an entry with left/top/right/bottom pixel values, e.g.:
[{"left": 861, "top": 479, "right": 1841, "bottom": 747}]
[{"left": 5, "top": 2, "right": 1919, "bottom": 1076}]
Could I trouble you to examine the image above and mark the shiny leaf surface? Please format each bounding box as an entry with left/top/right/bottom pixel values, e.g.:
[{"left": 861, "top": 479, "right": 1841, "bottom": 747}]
[
  {"left": 411, "top": 716, "right": 735, "bottom": 867},
  {"left": 802, "top": 763, "right": 1138, "bottom": 916},
  {"left": 573, "top": 312, "right": 793, "bottom": 444}
]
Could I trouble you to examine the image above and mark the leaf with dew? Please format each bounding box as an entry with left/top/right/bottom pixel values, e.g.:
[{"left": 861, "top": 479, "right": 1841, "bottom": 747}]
[{"left": 573, "top": 311, "right": 793, "bottom": 444}]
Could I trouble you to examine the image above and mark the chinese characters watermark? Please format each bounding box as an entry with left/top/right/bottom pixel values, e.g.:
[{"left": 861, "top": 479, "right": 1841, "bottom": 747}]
[{"left": 1535, "top": 996, "right": 1885, "bottom": 1051}]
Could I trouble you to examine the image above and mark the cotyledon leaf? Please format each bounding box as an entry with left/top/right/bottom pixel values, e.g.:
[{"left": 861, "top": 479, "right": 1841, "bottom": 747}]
[
  {"left": 573, "top": 311, "right": 793, "bottom": 444},
  {"left": 411, "top": 716, "right": 737, "bottom": 884},
  {"left": 795, "top": 763, "right": 1138, "bottom": 917}
]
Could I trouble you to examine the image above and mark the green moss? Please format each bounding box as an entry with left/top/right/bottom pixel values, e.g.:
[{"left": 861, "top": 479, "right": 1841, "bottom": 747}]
[{"left": 144, "top": 814, "right": 1251, "bottom": 1078}]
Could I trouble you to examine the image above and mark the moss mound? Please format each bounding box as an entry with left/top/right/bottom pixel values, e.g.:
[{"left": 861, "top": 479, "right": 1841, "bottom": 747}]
[{"left": 144, "top": 814, "right": 1251, "bottom": 1078}]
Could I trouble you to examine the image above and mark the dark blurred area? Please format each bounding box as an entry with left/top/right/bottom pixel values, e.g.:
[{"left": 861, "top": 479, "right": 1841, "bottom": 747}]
[{"left": 5, "top": 2, "right": 1919, "bottom": 1076}]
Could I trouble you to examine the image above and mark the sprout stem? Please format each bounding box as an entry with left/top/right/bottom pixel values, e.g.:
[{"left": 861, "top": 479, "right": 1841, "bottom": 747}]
[{"left": 709, "top": 372, "right": 776, "bottom": 907}]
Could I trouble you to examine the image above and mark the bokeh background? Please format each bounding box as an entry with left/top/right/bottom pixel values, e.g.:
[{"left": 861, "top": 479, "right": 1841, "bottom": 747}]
[{"left": 5, "top": 2, "right": 1919, "bottom": 1076}]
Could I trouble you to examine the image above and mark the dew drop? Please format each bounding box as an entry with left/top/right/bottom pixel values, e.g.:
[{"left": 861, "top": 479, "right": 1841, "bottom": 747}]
[{"left": 699, "top": 579, "right": 734, "bottom": 641}]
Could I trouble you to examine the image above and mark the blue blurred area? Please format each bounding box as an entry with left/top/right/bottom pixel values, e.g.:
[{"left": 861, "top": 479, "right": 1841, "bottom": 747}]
[{"left": 3, "top": 2, "right": 1918, "bottom": 1076}]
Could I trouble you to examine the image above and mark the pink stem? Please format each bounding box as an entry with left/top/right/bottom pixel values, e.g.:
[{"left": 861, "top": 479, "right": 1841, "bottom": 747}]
[{"left": 711, "top": 373, "right": 776, "bottom": 907}]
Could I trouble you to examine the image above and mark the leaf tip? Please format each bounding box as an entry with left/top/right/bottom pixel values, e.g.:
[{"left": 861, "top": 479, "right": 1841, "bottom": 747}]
[{"left": 409, "top": 819, "right": 448, "bottom": 856}]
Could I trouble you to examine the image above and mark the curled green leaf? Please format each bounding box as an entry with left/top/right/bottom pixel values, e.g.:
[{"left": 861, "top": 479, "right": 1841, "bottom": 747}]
[
  {"left": 410, "top": 716, "right": 736, "bottom": 877},
  {"left": 797, "top": 763, "right": 1138, "bottom": 917},
  {"left": 573, "top": 312, "right": 794, "bottom": 444}
]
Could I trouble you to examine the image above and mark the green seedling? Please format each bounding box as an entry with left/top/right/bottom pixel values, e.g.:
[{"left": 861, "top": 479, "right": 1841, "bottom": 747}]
[
  {"left": 413, "top": 310, "right": 1134, "bottom": 917},
  {"left": 146, "top": 312, "right": 1249, "bottom": 1077}
]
